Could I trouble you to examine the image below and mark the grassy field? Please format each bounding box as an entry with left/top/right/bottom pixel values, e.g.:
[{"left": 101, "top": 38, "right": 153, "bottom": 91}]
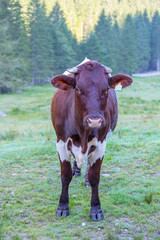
[{"left": 0, "top": 76, "right": 160, "bottom": 240}]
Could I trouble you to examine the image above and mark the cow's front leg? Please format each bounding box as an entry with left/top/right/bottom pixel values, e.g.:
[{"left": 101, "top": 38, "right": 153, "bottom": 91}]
[
  {"left": 88, "top": 158, "right": 103, "bottom": 221},
  {"left": 57, "top": 160, "right": 72, "bottom": 217}
]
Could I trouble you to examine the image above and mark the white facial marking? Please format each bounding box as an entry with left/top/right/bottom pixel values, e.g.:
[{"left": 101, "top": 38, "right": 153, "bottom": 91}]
[
  {"left": 115, "top": 82, "right": 122, "bottom": 90},
  {"left": 56, "top": 140, "right": 71, "bottom": 162}
]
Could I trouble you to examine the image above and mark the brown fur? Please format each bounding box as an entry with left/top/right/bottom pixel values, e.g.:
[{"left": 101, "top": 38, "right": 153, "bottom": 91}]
[{"left": 51, "top": 60, "right": 133, "bottom": 220}]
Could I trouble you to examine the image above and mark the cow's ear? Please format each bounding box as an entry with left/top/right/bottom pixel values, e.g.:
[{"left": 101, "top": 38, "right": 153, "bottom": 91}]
[
  {"left": 50, "top": 75, "right": 76, "bottom": 90},
  {"left": 109, "top": 74, "right": 133, "bottom": 90}
]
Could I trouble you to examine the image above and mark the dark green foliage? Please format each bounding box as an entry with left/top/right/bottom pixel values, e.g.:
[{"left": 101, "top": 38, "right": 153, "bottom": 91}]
[
  {"left": 78, "top": 11, "right": 121, "bottom": 73},
  {"left": 28, "top": 0, "right": 55, "bottom": 84},
  {"left": 83, "top": 32, "right": 104, "bottom": 61},
  {"left": 0, "top": 1, "right": 160, "bottom": 92},
  {"left": 118, "top": 15, "right": 138, "bottom": 74},
  {"left": 135, "top": 12, "right": 151, "bottom": 73},
  {"left": 94, "top": 12, "right": 114, "bottom": 67},
  {"left": 82, "top": 12, "right": 114, "bottom": 67},
  {"left": 0, "top": 0, "right": 30, "bottom": 93},
  {"left": 111, "top": 20, "right": 121, "bottom": 73},
  {"left": 49, "top": 2, "right": 77, "bottom": 74},
  {"left": 150, "top": 11, "right": 160, "bottom": 71}
]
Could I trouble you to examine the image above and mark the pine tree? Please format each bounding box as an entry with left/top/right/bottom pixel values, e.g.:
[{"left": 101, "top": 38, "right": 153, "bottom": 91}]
[
  {"left": 49, "top": 2, "right": 76, "bottom": 74},
  {"left": 28, "top": 0, "right": 55, "bottom": 84},
  {"left": 0, "top": 0, "right": 29, "bottom": 93},
  {"left": 134, "top": 12, "right": 151, "bottom": 72},
  {"left": 150, "top": 11, "right": 160, "bottom": 71},
  {"left": 110, "top": 20, "right": 121, "bottom": 73},
  {"left": 9, "top": 0, "right": 30, "bottom": 80},
  {"left": 83, "top": 32, "right": 104, "bottom": 61},
  {"left": 81, "top": 11, "right": 115, "bottom": 69},
  {"left": 119, "top": 14, "right": 138, "bottom": 74},
  {"left": 0, "top": 0, "right": 11, "bottom": 93},
  {"left": 94, "top": 11, "right": 114, "bottom": 67}
]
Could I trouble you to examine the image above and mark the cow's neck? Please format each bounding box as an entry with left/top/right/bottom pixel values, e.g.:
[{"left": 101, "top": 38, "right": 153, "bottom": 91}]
[
  {"left": 74, "top": 110, "right": 92, "bottom": 154},
  {"left": 81, "top": 129, "right": 90, "bottom": 154}
]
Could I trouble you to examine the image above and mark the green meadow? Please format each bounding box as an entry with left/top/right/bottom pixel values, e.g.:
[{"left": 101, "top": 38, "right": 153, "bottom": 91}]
[{"left": 0, "top": 76, "right": 160, "bottom": 240}]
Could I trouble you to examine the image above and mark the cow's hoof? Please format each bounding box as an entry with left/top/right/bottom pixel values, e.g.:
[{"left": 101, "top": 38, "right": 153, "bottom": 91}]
[
  {"left": 56, "top": 207, "right": 69, "bottom": 217},
  {"left": 90, "top": 207, "right": 104, "bottom": 221},
  {"left": 85, "top": 181, "right": 90, "bottom": 187},
  {"left": 72, "top": 161, "right": 81, "bottom": 177},
  {"left": 72, "top": 168, "right": 81, "bottom": 176}
]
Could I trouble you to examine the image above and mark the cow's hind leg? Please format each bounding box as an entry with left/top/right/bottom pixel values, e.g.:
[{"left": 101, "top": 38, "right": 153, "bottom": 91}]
[
  {"left": 88, "top": 158, "right": 103, "bottom": 221},
  {"left": 72, "top": 160, "right": 81, "bottom": 176},
  {"left": 57, "top": 160, "right": 72, "bottom": 217}
]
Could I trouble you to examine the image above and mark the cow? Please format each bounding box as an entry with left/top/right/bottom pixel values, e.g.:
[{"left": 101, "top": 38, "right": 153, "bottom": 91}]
[{"left": 50, "top": 58, "right": 133, "bottom": 221}]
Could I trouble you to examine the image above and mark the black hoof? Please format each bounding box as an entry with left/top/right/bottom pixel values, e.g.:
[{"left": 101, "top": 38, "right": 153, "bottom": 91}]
[
  {"left": 72, "top": 161, "right": 81, "bottom": 177},
  {"left": 73, "top": 170, "right": 81, "bottom": 176},
  {"left": 90, "top": 207, "right": 104, "bottom": 221},
  {"left": 56, "top": 207, "right": 69, "bottom": 217}
]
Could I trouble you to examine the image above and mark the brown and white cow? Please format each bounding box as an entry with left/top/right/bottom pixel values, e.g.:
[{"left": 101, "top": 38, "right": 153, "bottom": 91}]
[{"left": 51, "top": 58, "right": 133, "bottom": 221}]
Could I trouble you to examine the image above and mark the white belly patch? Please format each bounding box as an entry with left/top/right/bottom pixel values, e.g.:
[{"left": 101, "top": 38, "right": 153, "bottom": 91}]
[{"left": 56, "top": 130, "right": 112, "bottom": 168}]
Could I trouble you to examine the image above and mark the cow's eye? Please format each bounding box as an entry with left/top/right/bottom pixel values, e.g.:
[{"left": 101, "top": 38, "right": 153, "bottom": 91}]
[{"left": 75, "top": 87, "right": 82, "bottom": 94}]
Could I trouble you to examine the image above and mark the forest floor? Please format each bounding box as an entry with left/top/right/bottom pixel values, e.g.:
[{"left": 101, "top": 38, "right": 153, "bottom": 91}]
[{"left": 0, "top": 76, "right": 160, "bottom": 240}]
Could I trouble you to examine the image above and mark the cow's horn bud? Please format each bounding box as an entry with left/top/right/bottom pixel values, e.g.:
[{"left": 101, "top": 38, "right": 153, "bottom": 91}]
[
  {"left": 104, "top": 66, "right": 112, "bottom": 74},
  {"left": 67, "top": 67, "right": 78, "bottom": 74}
]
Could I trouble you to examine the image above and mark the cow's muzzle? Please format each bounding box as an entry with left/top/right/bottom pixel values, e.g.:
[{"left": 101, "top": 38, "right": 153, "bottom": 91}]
[{"left": 86, "top": 117, "right": 103, "bottom": 129}]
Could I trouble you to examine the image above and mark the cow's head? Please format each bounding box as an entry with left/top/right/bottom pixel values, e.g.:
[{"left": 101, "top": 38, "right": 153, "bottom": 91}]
[{"left": 51, "top": 60, "right": 133, "bottom": 129}]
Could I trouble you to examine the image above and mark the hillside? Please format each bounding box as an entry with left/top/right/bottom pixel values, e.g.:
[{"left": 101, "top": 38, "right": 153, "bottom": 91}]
[
  {"left": 1, "top": 0, "right": 160, "bottom": 93},
  {"left": 19, "top": 0, "right": 160, "bottom": 41}
]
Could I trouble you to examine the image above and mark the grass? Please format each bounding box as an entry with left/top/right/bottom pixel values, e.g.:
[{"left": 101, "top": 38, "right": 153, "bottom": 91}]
[{"left": 0, "top": 76, "right": 160, "bottom": 240}]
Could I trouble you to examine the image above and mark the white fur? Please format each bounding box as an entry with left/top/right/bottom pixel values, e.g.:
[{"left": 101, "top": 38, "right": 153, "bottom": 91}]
[
  {"left": 115, "top": 82, "right": 122, "bottom": 90},
  {"left": 56, "top": 129, "right": 112, "bottom": 168},
  {"left": 89, "top": 139, "right": 106, "bottom": 166},
  {"left": 56, "top": 140, "right": 71, "bottom": 162},
  {"left": 71, "top": 137, "right": 99, "bottom": 168}
]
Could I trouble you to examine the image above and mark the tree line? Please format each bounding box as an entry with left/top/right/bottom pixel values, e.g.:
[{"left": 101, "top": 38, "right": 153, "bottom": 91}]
[{"left": 0, "top": 0, "right": 160, "bottom": 93}]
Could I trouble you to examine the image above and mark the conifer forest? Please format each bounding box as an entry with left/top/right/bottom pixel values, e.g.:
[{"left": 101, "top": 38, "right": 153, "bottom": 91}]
[{"left": 0, "top": 0, "right": 160, "bottom": 93}]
